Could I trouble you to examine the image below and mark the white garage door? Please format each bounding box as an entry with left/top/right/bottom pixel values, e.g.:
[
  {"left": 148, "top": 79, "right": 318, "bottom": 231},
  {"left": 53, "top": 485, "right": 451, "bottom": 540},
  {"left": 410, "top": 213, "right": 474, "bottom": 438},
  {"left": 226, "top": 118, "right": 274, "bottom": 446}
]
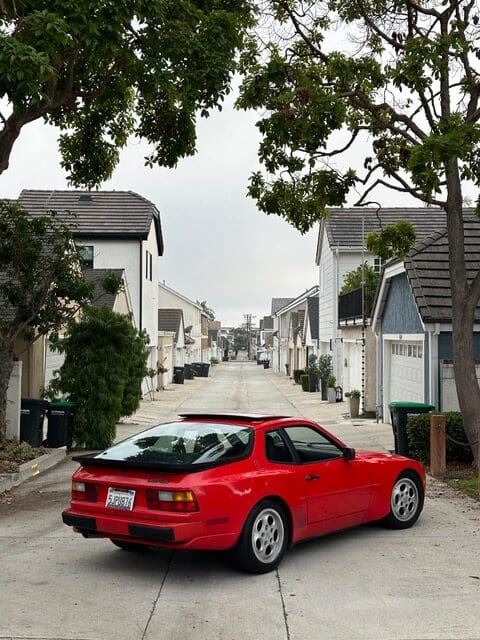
[{"left": 388, "top": 341, "right": 424, "bottom": 405}]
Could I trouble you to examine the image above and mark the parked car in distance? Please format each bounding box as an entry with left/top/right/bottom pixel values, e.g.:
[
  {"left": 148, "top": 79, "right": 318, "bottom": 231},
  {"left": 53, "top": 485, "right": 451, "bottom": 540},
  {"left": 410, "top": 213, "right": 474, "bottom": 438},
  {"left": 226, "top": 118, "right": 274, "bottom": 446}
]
[{"left": 62, "top": 413, "right": 426, "bottom": 574}]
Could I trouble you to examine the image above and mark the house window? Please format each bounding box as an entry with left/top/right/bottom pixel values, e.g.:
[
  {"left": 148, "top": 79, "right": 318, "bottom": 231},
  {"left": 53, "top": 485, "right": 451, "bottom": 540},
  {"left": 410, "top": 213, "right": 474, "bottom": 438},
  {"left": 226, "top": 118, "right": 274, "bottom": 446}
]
[
  {"left": 78, "top": 245, "right": 94, "bottom": 268},
  {"left": 145, "top": 250, "right": 153, "bottom": 281},
  {"left": 374, "top": 257, "right": 382, "bottom": 273}
]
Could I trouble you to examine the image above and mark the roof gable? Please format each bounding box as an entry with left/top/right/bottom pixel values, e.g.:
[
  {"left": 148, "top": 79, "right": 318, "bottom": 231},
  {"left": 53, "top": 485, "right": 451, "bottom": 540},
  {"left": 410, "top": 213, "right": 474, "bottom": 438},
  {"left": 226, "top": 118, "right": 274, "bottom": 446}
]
[
  {"left": 404, "top": 221, "right": 480, "bottom": 323},
  {"left": 19, "top": 189, "right": 164, "bottom": 255},
  {"left": 322, "top": 207, "right": 457, "bottom": 249},
  {"left": 158, "top": 308, "right": 184, "bottom": 342}
]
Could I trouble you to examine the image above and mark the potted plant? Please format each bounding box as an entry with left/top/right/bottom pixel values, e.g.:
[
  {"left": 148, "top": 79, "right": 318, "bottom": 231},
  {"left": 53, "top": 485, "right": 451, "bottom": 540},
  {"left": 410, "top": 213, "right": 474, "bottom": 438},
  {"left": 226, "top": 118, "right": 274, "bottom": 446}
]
[
  {"left": 318, "top": 354, "right": 333, "bottom": 400},
  {"left": 345, "top": 389, "right": 361, "bottom": 418},
  {"left": 326, "top": 374, "right": 337, "bottom": 403},
  {"left": 307, "top": 354, "right": 319, "bottom": 392},
  {"left": 293, "top": 369, "right": 304, "bottom": 384}
]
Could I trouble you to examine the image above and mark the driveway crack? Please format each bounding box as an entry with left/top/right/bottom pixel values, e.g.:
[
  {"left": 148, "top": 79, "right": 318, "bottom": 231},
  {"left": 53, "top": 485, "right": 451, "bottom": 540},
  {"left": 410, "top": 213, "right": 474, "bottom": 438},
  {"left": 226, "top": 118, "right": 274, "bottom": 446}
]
[
  {"left": 276, "top": 568, "right": 291, "bottom": 640},
  {"left": 141, "top": 552, "right": 174, "bottom": 640}
]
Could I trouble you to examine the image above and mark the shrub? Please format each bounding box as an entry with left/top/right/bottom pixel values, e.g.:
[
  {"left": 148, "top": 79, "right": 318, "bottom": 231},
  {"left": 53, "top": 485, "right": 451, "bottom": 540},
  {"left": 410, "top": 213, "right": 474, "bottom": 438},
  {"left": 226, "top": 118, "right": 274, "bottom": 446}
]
[
  {"left": 326, "top": 375, "right": 336, "bottom": 388},
  {"left": 300, "top": 374, "right": 309, "bottom": 391},
  {"left": 346, "top": 389, "right": 361, "bottom": 399},
  {"left": 293, "top": 369, "right": 304, "bottom": 384},
  {"left": 318, "top": 354, "right": 332, "bottom": 381},
  {"left": 210, "top": 357, "right": 219, "bottom": 365},
  {"left": 48, "top": 306, "right": 149, "bottom": 449},
  {"left": 406, "top": 412, "right": 473, "bottom": 464}
]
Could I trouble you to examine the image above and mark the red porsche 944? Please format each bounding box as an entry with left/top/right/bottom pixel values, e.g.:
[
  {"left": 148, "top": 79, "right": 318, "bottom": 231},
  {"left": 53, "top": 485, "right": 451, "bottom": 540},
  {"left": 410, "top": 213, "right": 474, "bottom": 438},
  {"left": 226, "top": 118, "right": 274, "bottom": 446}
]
[{"left": 62, "top": 413, "right": 425, "bottom": 573}]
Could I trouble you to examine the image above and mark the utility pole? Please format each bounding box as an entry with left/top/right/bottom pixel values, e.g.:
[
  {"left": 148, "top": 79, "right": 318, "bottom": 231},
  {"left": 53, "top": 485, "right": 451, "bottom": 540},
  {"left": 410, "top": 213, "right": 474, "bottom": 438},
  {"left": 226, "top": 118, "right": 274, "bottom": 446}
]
[{"left": 243, "top": 313, "right": 256, "bottom": 359}]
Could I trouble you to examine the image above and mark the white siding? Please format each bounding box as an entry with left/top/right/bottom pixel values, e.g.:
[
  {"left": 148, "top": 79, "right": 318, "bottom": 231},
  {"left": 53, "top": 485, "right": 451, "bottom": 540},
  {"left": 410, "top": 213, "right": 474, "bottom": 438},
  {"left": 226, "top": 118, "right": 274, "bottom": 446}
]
[{"left": 158, "top": 284, "right": 202, "bottom": 361}]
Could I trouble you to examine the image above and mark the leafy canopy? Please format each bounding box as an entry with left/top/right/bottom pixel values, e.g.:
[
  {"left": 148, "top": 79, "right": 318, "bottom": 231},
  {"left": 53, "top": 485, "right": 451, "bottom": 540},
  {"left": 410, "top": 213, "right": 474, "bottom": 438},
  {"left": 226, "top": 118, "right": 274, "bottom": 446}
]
[
  {"left": 238, "top": 0, "right": 480, "bottom": 232},
  {"left": 340, "top": 262, "right": 380, "bottom": 310},
  {"left": 0, "top": 200, "right": 92, "bottom": 345},
  {"left": 0, "top": 0, "right": 254, "bottom": 185}
]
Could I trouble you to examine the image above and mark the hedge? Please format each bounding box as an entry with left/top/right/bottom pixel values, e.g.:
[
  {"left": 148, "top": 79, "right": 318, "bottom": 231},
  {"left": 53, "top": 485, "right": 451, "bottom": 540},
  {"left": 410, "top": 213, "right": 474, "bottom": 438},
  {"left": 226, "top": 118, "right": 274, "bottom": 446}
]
[
  {"left": 300, "top": 374, "right": 309, "bottom": 392},
  {"left": 406, "top": 412, "right": 473, "bottom": 464}
]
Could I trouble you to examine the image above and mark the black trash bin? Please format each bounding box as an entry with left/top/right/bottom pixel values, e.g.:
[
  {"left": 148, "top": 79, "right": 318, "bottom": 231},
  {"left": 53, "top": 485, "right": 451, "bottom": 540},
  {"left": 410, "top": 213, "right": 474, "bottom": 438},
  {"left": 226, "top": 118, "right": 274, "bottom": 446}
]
[
  {"left": 47, "top": 401, "right": 76, "bottom": 449},
  {"left": 173, "top": 366, "right": 185, "bottom": 384},
  {"left": 192, "top": 362, "right": 202, "bottom": 376},
  {"left": 200, "top": 363, "right": 210, "bottom": 377},
  {"left": 263, "top": 360, "right": 270, "bottom": 369},
  {"left": 20, "top": 398, "right": 48, "bottom": 447},
  {"left": 389, "top": 401, "right": 434, "bottom": 456},
  {"left": 184, "top": 363, "right": 194, "bottom": 380}
]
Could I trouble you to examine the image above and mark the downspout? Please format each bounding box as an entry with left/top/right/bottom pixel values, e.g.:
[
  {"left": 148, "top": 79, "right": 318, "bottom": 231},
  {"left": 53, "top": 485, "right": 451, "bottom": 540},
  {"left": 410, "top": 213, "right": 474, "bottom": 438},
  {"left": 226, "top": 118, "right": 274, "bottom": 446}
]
[
  {"left": 139, "top": 240, "right": 143, "bottom": 331},
  {"left": 333, "top": 247, "right": 340, "bottom": 380},
  {"left": 429, "top": 323, "right": 441, "bottom": 409}
]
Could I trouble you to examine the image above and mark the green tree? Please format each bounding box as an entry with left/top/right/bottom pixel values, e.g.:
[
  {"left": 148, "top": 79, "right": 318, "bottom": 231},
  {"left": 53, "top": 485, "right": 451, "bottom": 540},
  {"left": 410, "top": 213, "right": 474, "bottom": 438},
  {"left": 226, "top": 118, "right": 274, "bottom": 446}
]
[
  {"left": 0, "top": 200, "right": 93, "bottom": 439},
  {"left": 239, "top": 0, "right": 480, "bottom": 466},
  {"left": 49, "top": 306, "right": 149, "bottom": 449},
  {"left": 340, "top": 263, "right": 380, "bottom": 312},
  {"left": 0, "top": 1, "right": 253, "bottom": 185},
  {"left": 197, "top": 300, "right": 215, "bottom": 321},
  {"left": 233, "top": 326, "right": 247, "bottom": 350}
]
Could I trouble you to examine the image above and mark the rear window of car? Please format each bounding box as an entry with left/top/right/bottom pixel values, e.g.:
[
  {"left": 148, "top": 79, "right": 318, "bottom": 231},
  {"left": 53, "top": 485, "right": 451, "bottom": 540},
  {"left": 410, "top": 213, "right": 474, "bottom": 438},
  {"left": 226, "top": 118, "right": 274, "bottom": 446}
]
[{"left": 93, "top": 421, "right": 253, "bottom": 467}]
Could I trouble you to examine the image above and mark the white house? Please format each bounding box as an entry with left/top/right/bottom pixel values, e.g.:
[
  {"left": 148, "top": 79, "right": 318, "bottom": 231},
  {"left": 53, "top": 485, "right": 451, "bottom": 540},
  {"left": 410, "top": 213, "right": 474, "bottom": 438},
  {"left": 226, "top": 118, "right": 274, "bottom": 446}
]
[
  {"left": 158, "top": 282, "right": 204, "bottom": 363},
  {"left": 19, "top": 189, "right": 164, "bottom": 394},
  {"left": 272, "top": 287, "right": 319, "bottom": 375},
  {"left": 315, "top": 207, "right": 447, "bottom": 395}
]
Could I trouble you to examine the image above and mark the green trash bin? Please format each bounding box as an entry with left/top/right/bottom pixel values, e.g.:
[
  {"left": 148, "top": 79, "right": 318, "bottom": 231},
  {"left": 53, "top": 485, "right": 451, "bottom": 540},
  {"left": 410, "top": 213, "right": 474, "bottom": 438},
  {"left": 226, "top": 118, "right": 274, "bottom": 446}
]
[
  {"left": 47, "top": 401, "right": 77, "bottom": 449},
  {"left": 389, "top": 401, "right": 434, "bottom": 457}
]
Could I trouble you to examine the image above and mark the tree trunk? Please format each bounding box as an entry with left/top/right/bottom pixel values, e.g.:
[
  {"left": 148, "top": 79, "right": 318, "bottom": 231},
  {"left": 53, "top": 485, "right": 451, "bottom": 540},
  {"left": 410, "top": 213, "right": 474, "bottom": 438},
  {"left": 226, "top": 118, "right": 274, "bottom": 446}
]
[
  {"left": 0, "top": 339, "right": 16, "bottom": 440},
  {"left": 446, "top": 161, "right": 480, "bottom": 469}
]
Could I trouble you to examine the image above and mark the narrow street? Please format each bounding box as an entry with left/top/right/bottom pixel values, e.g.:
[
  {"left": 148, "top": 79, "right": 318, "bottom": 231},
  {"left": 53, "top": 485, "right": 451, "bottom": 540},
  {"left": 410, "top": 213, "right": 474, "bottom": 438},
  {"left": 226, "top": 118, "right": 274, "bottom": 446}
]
[{"left": 1, "top": 362, "right": 479, "bottom": 640}]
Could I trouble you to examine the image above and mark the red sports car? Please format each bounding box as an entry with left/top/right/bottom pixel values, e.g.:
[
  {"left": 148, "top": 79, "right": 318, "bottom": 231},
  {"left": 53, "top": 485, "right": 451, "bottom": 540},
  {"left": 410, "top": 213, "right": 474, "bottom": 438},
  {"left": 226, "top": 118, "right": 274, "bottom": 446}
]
[{"left": 62, "top": 413, "right": 426, "bottom": 573}]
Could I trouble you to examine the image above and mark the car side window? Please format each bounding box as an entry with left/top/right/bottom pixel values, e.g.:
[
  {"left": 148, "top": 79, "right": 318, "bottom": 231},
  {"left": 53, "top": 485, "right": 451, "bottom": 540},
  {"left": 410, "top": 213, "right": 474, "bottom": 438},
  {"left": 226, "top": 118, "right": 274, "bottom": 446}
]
[
  {"left": 283, "top": 426, "right": 343, "bottom": 463},
  {"left": 265, "top": 430, "right": 294, "bottom": 464}
]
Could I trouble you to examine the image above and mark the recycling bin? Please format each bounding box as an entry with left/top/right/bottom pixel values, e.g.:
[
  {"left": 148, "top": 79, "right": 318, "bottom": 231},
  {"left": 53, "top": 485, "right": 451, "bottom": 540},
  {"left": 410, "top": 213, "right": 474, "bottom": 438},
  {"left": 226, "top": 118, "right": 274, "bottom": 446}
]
[
  {"left": 389, "top": 401, "right": 434, "bottom": 456},
  {"left": 173, "top": 366, "right": 185, "bottom": 384},
  {"left": 20, "top": 399, "right": 48, "bottom": 447},
  {"left": 47, "top": 401, "right": 76, "bottom": 449}
]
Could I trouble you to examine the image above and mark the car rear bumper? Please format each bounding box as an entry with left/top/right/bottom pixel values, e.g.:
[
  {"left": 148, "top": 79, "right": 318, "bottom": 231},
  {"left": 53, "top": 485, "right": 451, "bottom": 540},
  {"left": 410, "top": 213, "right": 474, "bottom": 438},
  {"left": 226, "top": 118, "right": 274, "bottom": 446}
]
[{"left": 62, "top": 509, "right": 238, "bottom": 550}]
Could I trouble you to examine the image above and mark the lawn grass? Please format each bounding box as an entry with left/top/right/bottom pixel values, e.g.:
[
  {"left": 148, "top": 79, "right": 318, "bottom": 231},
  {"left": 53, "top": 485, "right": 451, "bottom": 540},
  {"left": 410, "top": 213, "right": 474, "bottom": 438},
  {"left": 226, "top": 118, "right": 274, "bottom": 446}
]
[{"left": 446, "top": 472, "right": 479, "bottom": 501}]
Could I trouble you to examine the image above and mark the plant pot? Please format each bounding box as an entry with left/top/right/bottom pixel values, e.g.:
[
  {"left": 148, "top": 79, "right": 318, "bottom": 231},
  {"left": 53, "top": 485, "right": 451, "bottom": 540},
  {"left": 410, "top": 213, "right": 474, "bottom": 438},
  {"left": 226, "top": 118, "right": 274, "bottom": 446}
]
[
  {"left": 308, "top": 372, "right": 319, "bottom": 392},
  {"left": 327, "top": 387, "right": 336, "bottom": 403},
  {"left": 349, "top": 396, "right": 360, "bottom": 418},
  {"left": 320, "top": 379, "right": 327, "bottom": 400}
]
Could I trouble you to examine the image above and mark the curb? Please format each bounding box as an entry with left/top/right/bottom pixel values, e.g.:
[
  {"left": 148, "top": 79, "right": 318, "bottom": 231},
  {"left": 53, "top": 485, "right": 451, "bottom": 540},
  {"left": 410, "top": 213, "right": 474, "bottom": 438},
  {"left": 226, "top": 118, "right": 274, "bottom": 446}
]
[{"left": 0, "top": 448, "right": 66, "bottom": 493}]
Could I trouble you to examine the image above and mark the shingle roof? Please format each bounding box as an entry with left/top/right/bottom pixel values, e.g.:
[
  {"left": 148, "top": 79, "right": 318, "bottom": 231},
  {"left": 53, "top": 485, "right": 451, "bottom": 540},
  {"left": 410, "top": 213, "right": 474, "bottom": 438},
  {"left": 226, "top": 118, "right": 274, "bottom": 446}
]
[
  {"left": 404, "top": 220, "right": 480, "bottom": 323},
  {"left": 18, "top": 189, "right": 164, "bottom": 255},
  {"left": 83, "top": 268, "right": 124, "bottom": 311},
  {"left": 158, "top": 308, "right": 184, "bottom": 342},
  {"left": 271, "top": 297, "right": 295, "bottom": 314},
  {"left": 307, "top": 294, "right": 319, "bottom": 340},
  {"left": 324, "top": 207, "right": 459, "bottom": 247}
]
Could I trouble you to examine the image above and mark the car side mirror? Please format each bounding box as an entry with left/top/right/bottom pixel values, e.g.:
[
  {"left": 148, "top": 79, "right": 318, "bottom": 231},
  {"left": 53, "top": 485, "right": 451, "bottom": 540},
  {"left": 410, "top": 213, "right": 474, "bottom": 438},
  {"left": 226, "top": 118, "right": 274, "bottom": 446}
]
[{"left": 343, "top": 447, "right": 356, "bottom": 460}]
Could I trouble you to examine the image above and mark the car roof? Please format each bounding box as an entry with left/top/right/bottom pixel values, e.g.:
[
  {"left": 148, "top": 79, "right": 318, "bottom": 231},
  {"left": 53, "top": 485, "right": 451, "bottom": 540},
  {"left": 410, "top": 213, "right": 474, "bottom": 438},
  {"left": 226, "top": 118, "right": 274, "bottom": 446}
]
[{"left": 177, "top": 412, "right": 290, "bottom": 424}]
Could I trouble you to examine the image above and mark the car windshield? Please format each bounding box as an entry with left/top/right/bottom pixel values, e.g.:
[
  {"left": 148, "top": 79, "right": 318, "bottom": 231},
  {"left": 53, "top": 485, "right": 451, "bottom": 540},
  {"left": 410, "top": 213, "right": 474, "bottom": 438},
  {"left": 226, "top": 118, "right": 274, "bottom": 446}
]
[{"left": 94, "top": 421, "right": 253, "bottom": 466}]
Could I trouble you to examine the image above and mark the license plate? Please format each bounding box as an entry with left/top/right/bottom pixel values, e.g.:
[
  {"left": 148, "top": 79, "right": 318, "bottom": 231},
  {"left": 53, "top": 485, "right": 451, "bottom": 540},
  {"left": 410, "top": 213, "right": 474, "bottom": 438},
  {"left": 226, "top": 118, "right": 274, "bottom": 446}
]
[{"left": 105, "top": 487, "right": 136, "bottom": 511}]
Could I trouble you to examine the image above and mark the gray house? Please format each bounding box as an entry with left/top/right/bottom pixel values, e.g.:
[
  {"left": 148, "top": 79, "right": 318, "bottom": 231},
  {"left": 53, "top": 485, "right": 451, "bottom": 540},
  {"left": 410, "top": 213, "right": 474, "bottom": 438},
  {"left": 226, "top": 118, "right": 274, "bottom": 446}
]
[{"left": 371, "top": 220, "right": 480, "bottom": 422}]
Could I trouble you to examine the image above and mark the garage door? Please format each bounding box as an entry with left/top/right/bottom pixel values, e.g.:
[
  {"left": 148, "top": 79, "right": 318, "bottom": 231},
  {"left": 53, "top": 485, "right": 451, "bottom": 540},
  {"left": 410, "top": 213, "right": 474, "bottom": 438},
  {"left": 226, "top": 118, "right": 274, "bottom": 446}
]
[{"left": 388, "top": 341, "right": 424, "bottom": 404}]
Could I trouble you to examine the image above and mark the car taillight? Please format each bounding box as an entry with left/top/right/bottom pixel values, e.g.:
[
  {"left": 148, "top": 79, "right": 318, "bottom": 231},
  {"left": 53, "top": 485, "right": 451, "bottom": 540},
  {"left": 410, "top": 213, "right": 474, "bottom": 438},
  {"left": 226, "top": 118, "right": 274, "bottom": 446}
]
[
  {"left": 72, "top": 481, "right": 98, "bottom": 502},
  {"left": 146, "top": 489, "right": 199, "bottom": 512}
]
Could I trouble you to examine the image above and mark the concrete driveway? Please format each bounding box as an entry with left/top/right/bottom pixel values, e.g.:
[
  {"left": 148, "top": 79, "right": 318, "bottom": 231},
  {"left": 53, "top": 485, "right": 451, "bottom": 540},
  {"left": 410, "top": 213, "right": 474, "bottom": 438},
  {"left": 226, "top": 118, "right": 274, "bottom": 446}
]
[{"left": 0, "top": 361, "right": 479, "bottom": 640}]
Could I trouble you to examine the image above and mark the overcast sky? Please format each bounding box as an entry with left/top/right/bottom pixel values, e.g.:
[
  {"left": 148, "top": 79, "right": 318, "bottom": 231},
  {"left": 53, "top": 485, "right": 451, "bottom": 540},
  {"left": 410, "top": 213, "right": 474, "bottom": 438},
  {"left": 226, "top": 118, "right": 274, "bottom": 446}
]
[{"left": 0, "top": 90, "right": 320, "bottom": 328}]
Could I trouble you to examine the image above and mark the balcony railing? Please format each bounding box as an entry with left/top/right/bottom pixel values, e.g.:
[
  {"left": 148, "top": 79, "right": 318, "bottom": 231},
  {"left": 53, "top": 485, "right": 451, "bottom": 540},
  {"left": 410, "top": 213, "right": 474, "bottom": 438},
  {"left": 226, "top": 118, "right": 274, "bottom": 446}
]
[{"left": 338, "top": 287, "right": 372, "bottom": 322}]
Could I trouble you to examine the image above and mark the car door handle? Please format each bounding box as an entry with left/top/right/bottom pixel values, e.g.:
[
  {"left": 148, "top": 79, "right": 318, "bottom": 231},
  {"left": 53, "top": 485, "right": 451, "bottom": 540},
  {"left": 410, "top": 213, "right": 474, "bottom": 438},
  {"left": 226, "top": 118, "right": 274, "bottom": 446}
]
[{"left": 305, "top": 474, "right": 320, "bottom": 481}]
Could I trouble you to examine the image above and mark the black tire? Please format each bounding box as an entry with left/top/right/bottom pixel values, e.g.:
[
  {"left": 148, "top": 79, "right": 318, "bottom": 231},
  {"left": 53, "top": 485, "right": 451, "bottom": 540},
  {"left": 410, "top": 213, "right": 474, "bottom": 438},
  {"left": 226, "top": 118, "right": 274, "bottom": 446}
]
[
  {"left": 383, "top": 470, "right": 424, "bottom": 529},
  {"left": 110, "top": 539, "right": 150, "bottom": 552},
  {"left": 233, "top": 500, "right": 289, "bottom": 574}
]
